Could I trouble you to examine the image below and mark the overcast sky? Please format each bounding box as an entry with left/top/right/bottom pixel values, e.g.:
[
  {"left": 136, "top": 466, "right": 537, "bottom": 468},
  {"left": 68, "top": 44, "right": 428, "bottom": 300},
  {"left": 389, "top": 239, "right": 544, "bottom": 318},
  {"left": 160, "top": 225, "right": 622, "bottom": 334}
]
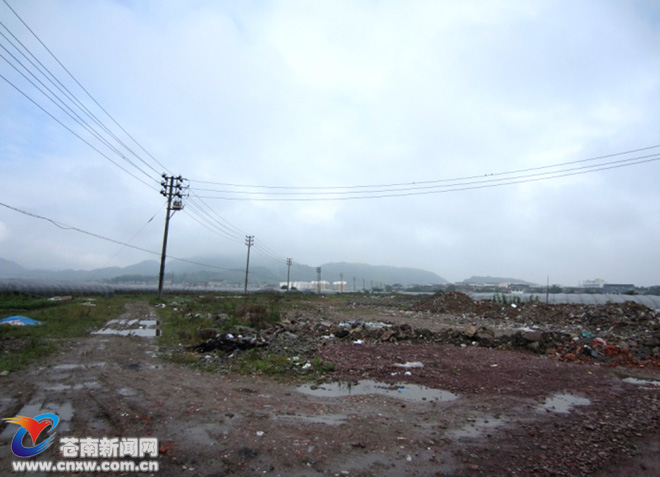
[{"left": 1, "top": 0, "right": 659, "bottom": 286}]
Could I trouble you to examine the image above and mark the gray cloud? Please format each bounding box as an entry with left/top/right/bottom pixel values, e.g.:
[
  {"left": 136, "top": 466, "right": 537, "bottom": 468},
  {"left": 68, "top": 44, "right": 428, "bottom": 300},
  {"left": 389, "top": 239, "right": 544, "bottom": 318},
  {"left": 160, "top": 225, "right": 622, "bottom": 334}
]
[{"left": 1, "top": 0, "right": 659, "bottom": 285}]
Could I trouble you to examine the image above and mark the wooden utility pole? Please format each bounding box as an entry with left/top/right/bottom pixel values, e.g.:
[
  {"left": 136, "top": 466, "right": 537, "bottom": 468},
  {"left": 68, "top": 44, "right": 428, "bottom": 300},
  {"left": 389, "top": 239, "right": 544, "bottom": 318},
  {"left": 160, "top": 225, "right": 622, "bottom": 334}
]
[
  {"left": 286, "top": 258, "right": 293, "bottom": 291},
  {"left": 158, "top": 174, "right": 185, "bottom": 300},
  {"left": 244, "top": 235, "right": 254, "bottom": 295}
]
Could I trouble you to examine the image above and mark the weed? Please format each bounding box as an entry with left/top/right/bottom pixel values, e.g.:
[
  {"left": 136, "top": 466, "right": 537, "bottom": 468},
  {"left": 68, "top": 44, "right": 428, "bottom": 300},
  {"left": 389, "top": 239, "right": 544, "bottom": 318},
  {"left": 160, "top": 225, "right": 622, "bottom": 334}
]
[{"left": 0, "top": 294, "right": 129, "bottom": 372}]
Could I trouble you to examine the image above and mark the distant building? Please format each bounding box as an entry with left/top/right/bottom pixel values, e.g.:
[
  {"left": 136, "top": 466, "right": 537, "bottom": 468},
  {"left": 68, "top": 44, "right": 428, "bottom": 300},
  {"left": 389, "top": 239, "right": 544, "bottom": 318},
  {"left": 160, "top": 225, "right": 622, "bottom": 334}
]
[
  {"left": 602, "top": 284, "right": 635, "bottom": 294},
  {"left": 507, "top": 284, "right": 530, "bottom": 292},
  {"left": 311, "top": 280, "right": 330, "bottom": 291},
  {"left": 279, "top": 281, "right": 314, "bottom": 290},
  {"left": 582, "top": 279, "right": 606, "bottom": 288},
  {"left": 333, "top": 281, "right": 347, "bottom": 292}
]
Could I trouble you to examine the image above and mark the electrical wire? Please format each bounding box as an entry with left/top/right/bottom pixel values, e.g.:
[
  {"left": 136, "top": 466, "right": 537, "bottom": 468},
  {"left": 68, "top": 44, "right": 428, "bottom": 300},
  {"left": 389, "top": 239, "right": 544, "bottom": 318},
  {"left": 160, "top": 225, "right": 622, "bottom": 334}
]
[
  {"left": 0, "top": 72, "right": 160, "bottom": 191},
  {"left": 1, "top": 0, "right": 170, "bottom": 175},
  {"left": 188, "top": 144, "right": 660, "bottom": 191},
  {"left": 0, "top": 200, "right": 270, "bottom": 276},
  {"left": 192, "top": 152, "right": 660, "bottom": 201},
  {"left": 0, "top": 2, "right": 166, "bottom": 188},
  {"left": 1, "top": 1, "right": 293, "bottom": 271},
  {"left": 0, "top": 50, "right": 157, "bottom": 183}
]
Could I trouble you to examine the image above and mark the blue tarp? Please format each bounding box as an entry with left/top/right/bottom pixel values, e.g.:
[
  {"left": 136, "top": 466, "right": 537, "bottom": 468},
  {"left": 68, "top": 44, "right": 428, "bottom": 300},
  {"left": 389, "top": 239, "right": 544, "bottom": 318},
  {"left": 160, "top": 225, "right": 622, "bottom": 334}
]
[{"left": 0, "top": 315, "right": 43, "bottom": 326}]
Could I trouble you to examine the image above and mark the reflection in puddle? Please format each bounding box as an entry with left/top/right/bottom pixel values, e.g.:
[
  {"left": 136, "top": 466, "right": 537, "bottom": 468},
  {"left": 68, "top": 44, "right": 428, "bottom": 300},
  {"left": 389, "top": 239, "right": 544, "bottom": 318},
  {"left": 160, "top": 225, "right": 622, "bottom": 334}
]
[
  {"left": 117, "top": 387, "right": 138, "bottom": 397},
  {"left": 622, "top": 377, "right": 660, "bottom": 387},
  {"left": 275, "top": 414, "right": 348, "bottom": 426},
  {"left": 297, "top": 380, "right": 459, "bottom": 403},
  {"left": 44, "top": 382, "right": 100, "bottom": 392},
  {"left": 0, "top": 401, "right": 75, "bottom": 439},
  {"left": 51, "top": 363, "right": 106, "bottom": 371},
  {"left": 538, "top": 393, "right": 591, "bottom": 414},
  {"left": 447, "top": 416, "right": 505, "bottom": 440},
  {"left": 92, "top": 319, "right": 160, "bottom": 337}
]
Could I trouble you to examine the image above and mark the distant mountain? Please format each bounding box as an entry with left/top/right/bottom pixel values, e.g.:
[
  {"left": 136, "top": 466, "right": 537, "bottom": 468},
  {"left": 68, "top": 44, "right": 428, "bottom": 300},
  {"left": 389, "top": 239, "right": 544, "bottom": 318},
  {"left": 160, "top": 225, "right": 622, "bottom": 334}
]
[
  {"left": 0, "top": 257, "right": 29, "bottom": 278},
  {"left": 0, "top": 256, "right": 447, "bottom": 287},
  {"left": 287, "top": 262, "right": 448, "bottom": 286},
  {"left": 461, "top": 275, "right": 536, "bottom": 286}
]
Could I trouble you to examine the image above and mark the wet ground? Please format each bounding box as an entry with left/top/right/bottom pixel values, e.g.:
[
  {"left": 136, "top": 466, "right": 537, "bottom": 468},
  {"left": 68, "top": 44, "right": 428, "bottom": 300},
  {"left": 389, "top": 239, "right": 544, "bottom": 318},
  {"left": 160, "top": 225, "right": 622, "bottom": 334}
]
[{"left": 0, "top": 301, "right": 658, "bottom": 476}]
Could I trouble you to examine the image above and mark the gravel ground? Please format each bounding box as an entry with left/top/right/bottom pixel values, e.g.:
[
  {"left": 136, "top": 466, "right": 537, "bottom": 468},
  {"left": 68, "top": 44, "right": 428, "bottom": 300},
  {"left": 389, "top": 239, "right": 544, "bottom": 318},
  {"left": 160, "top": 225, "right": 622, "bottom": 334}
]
[{"left": 0, "top": 298, "right": 658, "bottom": 476}]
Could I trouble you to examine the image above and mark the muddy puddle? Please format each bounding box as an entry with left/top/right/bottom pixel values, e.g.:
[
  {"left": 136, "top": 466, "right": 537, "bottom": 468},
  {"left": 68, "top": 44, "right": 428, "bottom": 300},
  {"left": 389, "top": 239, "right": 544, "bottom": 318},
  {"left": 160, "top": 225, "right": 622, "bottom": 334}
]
[
  {"left": 274, "top": 413, "right": 348, "bottom": 426},
  {"left": 622, "top": 377, "right": 660, "bottom": 387},
  {"left": 538, "top": 393, "right": 591, "bottom": 414},
  {"left": 297, "top": 380, "right": 458, "bottom": 403},
  {"left": 92, "top": 319, "right": 160, "bottom": 337},
  {"left": 446, "top": 416, "right": 506, "bottom": 440},
  {"left": 0, "top": 401, "right": 74, "bottom": 442}
]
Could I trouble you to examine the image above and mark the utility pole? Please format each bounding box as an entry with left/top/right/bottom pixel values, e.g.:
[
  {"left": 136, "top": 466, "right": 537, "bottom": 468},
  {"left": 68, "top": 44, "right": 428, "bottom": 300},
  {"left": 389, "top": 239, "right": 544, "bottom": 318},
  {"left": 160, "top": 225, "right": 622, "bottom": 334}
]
[
  {"left": 158, "top": 174, "right": 186, "bottom": 300},
  {"left": 339, "top": 273, "right": 344, "bottom": 293},
  {"left": 286, "top": 258, "right": 293, "bottom": 291},
  {"left": 316, "top": 267, "right": 322, "bottom": 294},
  {"left": 244, "top": 235, "right": 254, "bottom": 295}
]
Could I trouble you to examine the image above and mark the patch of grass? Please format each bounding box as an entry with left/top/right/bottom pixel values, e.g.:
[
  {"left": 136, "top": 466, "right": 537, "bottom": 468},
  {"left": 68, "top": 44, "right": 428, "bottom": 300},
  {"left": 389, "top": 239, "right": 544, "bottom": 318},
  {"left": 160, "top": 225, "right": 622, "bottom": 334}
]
[
  {"left": 155, "top": 293, "right": 284, "bottom": 347},
  {"left": 0, "top": 294, "right": 130, "bottom": 372},
  {"left": 311, "top": 355, "right": 335, "bottom": 373},
  {"left": 0, "top": 293, "right": 60, "bottom": 311},
  {"left": 234, "top": 348, "right": 296, "bottom": 376}
]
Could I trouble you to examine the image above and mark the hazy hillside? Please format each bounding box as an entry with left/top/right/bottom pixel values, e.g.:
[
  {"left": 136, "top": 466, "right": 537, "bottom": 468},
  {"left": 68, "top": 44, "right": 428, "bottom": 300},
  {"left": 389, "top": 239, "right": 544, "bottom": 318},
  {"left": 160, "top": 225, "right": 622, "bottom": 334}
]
[
  {"left": 0, "top": 257, "right": 28, "bottom": 277},
  {"left": 0, "top": 257, "right": 447, "bottom": 286},
  {"left": 461, "top": 275, "right": 536, "bottom": 286}
]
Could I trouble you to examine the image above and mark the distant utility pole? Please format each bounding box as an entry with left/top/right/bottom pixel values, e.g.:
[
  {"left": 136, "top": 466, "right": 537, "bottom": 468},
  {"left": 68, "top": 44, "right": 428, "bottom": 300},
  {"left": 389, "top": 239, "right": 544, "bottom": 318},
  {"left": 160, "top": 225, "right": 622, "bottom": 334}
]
[
  {"left": 340, "top": 273, "right": 344, "bottom": 293},
  {"left": 158, "top": 174, "right": 186, "bottom": 300},
  {"left": 286, "top": 258, "right": 293, "bottom": 291},
  {"left": 316, "top": 267, "right": 322, "bottom": 294},
  {"left": 244, "top": 235, "right": 254, "bottom": 295}
]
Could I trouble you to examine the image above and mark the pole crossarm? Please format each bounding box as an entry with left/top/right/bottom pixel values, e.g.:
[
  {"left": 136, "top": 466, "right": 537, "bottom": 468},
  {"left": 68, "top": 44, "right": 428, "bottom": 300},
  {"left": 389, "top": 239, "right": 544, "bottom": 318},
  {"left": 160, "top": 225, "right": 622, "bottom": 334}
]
[{"left": 158, "top": 173, "right": 188, "bottom": 299}]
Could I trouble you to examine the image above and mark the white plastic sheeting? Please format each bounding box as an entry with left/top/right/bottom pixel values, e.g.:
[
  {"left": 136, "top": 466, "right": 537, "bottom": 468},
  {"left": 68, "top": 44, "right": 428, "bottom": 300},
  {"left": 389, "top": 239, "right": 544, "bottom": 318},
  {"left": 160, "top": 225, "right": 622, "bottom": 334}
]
[
  {"left": 469, "top": 292, "right": 660, "bottom": 309},
  {"left": 0, "top": 279, "right": 114, "bottom": 297}
]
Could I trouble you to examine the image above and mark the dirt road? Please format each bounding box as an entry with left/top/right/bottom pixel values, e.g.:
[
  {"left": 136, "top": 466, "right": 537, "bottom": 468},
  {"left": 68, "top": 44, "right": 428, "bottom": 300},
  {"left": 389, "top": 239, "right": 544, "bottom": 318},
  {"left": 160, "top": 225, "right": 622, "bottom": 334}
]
[{"left": 1, "top": 301, "right": 658, "bottom": 476}]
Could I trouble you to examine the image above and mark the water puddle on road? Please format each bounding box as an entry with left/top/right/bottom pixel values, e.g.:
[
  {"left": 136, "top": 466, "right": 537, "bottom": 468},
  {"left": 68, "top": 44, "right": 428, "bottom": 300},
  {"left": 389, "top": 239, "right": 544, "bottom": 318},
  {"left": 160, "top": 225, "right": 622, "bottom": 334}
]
[
  {"left": 0, "top": 401, "right": 75, "bottom": 440},
  {"left": 538, "top": 393, "right": 591, "bottom": 414},
  {"left": 297, "top": 380, "right": 459, "bottom": 403},
  {"left": 274, "top": 413, "right": 348, "bottom": 426},
  {"left": 92, "top": 319, "right": 160, "bottom": 337},
  {"left": 622, "top": 377, "right": 660, "bottom": 387},
  {"left": 43, "top": 381, "right": 100, "bottom": 392},
  {"left": 446, "top": 416, "right": 506, "bottom": 440}
]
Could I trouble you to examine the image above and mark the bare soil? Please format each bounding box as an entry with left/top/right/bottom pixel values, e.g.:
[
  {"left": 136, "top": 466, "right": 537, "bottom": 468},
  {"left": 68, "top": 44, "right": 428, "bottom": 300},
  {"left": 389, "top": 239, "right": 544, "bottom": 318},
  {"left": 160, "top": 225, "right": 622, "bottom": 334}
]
[{"left": 1, "top": 300, "right": 658, "bottom": 476}]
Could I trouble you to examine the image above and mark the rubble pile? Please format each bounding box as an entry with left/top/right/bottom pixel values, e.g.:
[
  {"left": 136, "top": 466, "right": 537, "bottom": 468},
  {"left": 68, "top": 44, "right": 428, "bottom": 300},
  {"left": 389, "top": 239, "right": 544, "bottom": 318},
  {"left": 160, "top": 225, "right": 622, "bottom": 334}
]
[
  {"left": 412, "top": 291, "right": 660, "bottom": 366},
  {"left": 184, "top": 292, "right": 659, "bottom": 368},
  {"left": 410, "top": 291, "right": 476, "bottom": 314}
]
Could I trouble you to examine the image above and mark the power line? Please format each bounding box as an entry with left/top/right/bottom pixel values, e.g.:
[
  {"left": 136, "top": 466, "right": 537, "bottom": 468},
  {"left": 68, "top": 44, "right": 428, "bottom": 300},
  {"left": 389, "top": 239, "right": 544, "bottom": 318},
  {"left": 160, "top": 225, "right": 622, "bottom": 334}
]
[
  {"left": 184, "top": 203, "right": 242, "bottom": 243},
  {"left": 0, "top": 200, "right": 261, "bottom": 276},
  {"left": 185, "top": 194, "right": 245, "bottom": 240},
  {"left": 0, "top": 2, "right": 167, "bottom": 188},
  {"left": 192, "top": 152, "right": 660, "bottom": 201},
  {"left": 0, "top": 23, "right": 163, "bottom": 178},
  {"left": 188, "top": 144, "right": 660, "bottom": 191},
  {"left": 0, "top": 50, "right": 157, "bottom": 183},
  {"left": 1, "top": 0, "right": 170, "bottom": 175},
  {"left": 0, "top": 72, "right": 159, "bottom": 191}
]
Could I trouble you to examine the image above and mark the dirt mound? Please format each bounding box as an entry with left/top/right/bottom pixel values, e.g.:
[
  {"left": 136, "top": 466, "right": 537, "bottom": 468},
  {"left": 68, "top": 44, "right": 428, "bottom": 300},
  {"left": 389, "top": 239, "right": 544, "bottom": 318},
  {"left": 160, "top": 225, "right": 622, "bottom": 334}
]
[{"left": 410, "top": 291, "right": 476, "bottom": 314}]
